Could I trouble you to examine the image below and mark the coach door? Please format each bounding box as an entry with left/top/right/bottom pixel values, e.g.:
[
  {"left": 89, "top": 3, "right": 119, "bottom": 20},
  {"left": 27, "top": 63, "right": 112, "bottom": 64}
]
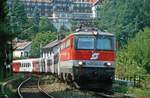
[
  {"left": 32, "top": 60, "right": 40, "bottom": 73},
  {"left": 40, "top": 59, "right": 46, "bottom": 73}
]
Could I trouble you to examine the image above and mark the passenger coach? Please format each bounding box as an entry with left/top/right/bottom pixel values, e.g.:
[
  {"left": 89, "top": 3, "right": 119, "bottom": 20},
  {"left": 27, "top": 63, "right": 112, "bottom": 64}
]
[{"left": 12, "top": 58, "right": 48, "bottom": 73}]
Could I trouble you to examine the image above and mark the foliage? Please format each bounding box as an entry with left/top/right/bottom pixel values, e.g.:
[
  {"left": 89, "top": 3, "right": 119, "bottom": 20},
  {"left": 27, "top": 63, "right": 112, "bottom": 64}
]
[
  {"left": 0, "top": 0, "right": 13, "bottom": 79},
  {"left": 116, "top": 28, "right": 150, "bottom": 76},
  {"left": 31, "top": 32, "right": 57, "bottom": 57},
  {"left": 113, "top": 86, "right": 150, "bottom": 97},
  {"left": 112, "top": 86, "right": 128, "bottom": 93},
  {"left": 23, "top": 16, "right": 57, "bottom": 40},
  {"left": 71, "top": 20, "right": 79, "bottom": 31},
  {"left": 39, "top": 16, "right": 57, "bottom": 33},
  {"left": 9, "top": 0, "right": 29, "bottom": 39},
  {"left": 96, "top": 0, "right": 150, "bottom": 48},
  {"left": 128, "top": 87, "right": 150, "bottom": 97},
  {"left": 58, "top": 25, "right": 70, "bottom": 40},
  {"left": 32, "top": 7, "right": 40, "bottom": 27}
]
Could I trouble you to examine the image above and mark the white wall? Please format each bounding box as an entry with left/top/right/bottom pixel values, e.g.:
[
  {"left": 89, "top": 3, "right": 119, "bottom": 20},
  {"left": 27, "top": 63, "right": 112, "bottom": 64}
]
[{"left": 13, "top": 44, "right": 31, "bottom": 58}]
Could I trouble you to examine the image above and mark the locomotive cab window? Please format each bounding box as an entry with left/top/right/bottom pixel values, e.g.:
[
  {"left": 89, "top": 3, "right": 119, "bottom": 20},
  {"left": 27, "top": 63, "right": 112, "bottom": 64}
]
[
  {"left": 76, "top": 35, "right": 115, "bottom": 50},
  {"left": 77, "top": 36, "right": 95, "bottom": 49},
  {"left": 96, "top": 36, "right": 114, "bottom": 50}
]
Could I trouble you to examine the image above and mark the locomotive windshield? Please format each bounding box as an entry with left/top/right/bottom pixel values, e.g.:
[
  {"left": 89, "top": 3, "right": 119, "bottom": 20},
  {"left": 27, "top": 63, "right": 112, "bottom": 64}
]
[
  {"left": 77, "top": 37, "right": 94, "bottom": 49},
  {"left": 96, "top": 36, "right": 114, "bottom": 50},
  {"left": 76, "top": 35, "right": 114, "bottom": 50}
]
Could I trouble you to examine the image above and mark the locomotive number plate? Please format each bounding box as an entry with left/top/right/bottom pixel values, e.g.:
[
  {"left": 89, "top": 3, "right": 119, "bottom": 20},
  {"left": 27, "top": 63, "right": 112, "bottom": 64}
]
[{"left": 86, "top": 61, "right": 99, "bottom": 65}]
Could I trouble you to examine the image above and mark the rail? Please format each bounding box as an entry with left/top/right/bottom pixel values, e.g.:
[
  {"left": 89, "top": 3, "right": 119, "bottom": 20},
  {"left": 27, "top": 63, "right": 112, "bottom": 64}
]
[
  {"left": 17, "top": 77, "right": 31, "bottom": 98},
  {"left": 38, "top": 77, "right": 55, "bottom": 98},
  {"left": 18, "top": 76, "right": 55, "bottom": 98}
]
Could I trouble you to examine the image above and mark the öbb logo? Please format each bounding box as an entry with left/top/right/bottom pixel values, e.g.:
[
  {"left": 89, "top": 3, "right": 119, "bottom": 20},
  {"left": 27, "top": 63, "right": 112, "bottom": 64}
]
[{"left": 90, "top": 53, "right": 99, "bottom": 60}]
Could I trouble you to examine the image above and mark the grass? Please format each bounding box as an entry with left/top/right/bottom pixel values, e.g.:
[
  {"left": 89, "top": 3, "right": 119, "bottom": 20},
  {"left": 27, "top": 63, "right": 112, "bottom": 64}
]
[
  {"left": 128, "top": 87, "right": 150, "bottom": 97},
  {"left": 4, "top": 76, "right": 25, "bottom": 98},
  {"left": 113, "top": 85, "right": 150, "bottom": 97},
  {"left": 50, "top": 89, "right": 99, "bottom": 98},
  {"left": 0, "top": 73, "right": 25, "bottom": 98}
]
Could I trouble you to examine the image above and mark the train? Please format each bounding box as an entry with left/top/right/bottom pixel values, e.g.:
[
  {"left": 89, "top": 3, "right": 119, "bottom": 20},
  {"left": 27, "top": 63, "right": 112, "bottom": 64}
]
[{"left": 12, "top": 28, "right": 116, "bottom": 90}]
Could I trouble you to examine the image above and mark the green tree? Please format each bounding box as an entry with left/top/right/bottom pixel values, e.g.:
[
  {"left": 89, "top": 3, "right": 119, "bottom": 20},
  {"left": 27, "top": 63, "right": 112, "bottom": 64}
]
[
  {"left": 31, "top": 32, "right": 57, "bottom": 57},
  {"left": 58, "top": 25, "right": 70, "bottom": 40},
  {"left": 31, "top": 7, "right": 40, "bottom": 33},
  {"left": 39, "top": 16, "right": 57, "bottom": 33},
  {"left": 9, "top": 0, "right": 29, "bottom": 39},
  {"left": 117, "top": 28, "right": 150, "bottom": 76},
  {"left": 0, "top": 0, "right": 13, "bottom": 79},
  {"left": 71, "top": 20, "right": 78, "bottom": 31},
  {"left": 96, "top": 0, "right": 150, "bottom": 48}
]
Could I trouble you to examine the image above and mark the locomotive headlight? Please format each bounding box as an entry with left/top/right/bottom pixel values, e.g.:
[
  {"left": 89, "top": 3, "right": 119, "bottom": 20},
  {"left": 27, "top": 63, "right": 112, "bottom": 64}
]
[
  {"left": 93, "top": 31, "right": 98, "bottom": 36},
  {"left": 104, "top": 62, "right": 112, "bottom": 67},
  {"left": 78, "top": 61, "right": 83, "bottom": 65},
  {"left": 78, "top": 61, "right": 85, "bottom": 66}
]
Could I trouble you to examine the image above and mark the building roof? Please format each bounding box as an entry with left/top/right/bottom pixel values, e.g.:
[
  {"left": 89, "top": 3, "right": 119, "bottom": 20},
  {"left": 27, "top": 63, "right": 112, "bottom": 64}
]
[
  {"left": 90, "top": 0, "right": 98, "bottom": 5},
  {"left": 93, "top": 0, "right": 103, "bottom": 5},
  {"left": 43, "top": 40, "right": 61, "bottom": 49},
  {"left": 28, "top": 0, "right": 53, "bottom": 3},
  {"left": 73, "top": 0, "right": 99, "bottom": 5},
  {"left": 14, "top": 41, "right": 32, "bottom": 50}
]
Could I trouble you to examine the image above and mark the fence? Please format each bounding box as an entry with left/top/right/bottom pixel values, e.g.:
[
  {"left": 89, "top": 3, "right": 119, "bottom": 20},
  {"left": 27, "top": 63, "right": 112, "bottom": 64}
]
[{"left": 115, "top": 75, "right": 150, "bottom": 89}]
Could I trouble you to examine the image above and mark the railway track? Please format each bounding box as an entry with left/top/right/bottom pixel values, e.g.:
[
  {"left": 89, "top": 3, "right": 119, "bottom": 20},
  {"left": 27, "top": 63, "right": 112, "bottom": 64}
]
[
  {"left": 38, "top": 75, "right": 133, "bottom": 98},
  {"left": 17, "top": 76, "right": 55, "bottom": 98}
]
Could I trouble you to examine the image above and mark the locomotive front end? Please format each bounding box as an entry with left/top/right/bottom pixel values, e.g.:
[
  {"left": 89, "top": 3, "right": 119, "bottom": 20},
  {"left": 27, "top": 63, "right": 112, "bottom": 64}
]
[{"left": 72, "top": 31, "right": 116, "bottom": 90}]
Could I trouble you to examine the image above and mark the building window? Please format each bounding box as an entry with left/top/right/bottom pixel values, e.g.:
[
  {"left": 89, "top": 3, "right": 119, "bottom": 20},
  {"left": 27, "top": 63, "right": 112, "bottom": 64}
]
[
  {"left": 21, "top": 52, "right": 23, "bottom": 57},
  {"left": 24, "top": 52, "right": 29, "bottom": 57}
]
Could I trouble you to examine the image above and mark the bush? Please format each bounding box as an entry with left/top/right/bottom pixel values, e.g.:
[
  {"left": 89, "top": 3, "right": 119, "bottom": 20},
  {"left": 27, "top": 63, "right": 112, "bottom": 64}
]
[{"left": 116, "top": 28, "right": 150, "bottom": 77}]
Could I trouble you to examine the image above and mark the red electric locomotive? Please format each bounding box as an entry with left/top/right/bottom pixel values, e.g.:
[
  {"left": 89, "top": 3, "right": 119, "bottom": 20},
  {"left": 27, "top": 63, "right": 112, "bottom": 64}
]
[{"left": 56, "top": 28, "right": 116, "bottom": 90}]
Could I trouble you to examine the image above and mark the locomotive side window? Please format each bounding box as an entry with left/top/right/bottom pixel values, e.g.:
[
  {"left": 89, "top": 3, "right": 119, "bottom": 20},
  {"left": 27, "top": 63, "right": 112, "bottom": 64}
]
[
  {"left": 97, "top": 36, "right": 114, "bottom": 50},
  {"left": 77, "top": 37, "right": 95, "bottom": 49},
  {"left": 61, "top": 43, "right": 65, "bottom": 50},
  {"left": 66, "top": 39, "right": 70, "bottom": 48},
  {"left": 61, "top": 39, "right": 71, "bottom": 50}
]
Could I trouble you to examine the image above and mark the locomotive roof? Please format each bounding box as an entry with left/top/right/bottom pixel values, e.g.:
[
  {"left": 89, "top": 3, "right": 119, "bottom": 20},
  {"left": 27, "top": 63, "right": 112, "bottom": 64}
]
[
  {"left": 73, "top": 31, "right": 114, "bottom": 36},
  {"left": 60, "top": 30, "right": 115, "bottom": 43},
  {"left": 43, "top": 30, "right": 115, "bottom": 49}
]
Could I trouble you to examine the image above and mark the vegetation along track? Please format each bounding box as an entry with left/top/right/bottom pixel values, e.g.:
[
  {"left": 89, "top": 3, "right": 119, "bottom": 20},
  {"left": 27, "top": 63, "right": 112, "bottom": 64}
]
[{"left": 18, "top": 76, "right": 54, "bottom": 98}]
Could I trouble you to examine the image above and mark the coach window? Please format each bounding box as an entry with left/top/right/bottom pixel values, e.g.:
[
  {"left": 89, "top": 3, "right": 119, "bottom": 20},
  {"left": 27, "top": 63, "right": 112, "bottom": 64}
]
[
  {"left": 27, "top": 63, "right": 29, "bottom": 67},
  {"left": 21, "top": 63, "right": 24, "bottom": 67}
]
